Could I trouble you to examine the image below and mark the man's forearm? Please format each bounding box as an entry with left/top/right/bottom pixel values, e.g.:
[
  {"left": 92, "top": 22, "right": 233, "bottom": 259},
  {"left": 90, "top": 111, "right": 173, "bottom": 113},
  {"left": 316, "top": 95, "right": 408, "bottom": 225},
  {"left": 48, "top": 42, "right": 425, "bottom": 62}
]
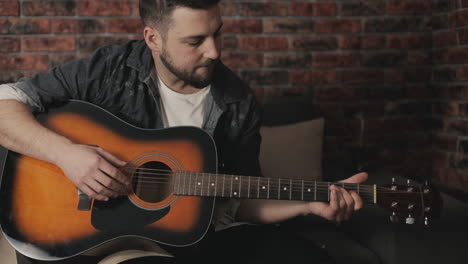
[
  {"left": 236, "top": 199, "right": 309, "bottom": 224},
  {"left": 0, "top": 99, "right": 72, "bottom": 165}
]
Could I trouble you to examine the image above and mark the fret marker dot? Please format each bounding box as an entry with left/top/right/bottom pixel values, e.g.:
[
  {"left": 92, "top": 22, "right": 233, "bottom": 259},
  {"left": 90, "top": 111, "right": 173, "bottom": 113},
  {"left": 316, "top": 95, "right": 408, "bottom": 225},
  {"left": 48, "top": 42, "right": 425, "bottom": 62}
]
[
  {"left": 234, "top": 192, "right": 237, "bottom": 196},
  {"left": 211, "top": 183, "right": 215, "bottom": 186},
  {"left": 198, "top": 182, "right": 201, "bottom": 185},
  {"left": 235, "top": 177, "right": 238, "bottom": 180},
  {"left": 262, "top": 186, "right": 266, "bottom": 190},
  {"left": 283, "top": 187, "right": 287, "bottom": 191},
  {"left": 307, "top": 188, "right": 311, "bottom": 192}
]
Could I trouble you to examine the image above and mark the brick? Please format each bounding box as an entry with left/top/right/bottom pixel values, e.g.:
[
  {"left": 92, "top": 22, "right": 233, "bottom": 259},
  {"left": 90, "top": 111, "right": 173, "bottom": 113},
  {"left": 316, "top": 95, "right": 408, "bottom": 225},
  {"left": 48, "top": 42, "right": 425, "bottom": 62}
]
[
  {"left": 457, "top": 65, "right": 468, "bottom": 81},
  {"left": 52, "top": 19, "right": 78, "bottom": 34},
  {"left": 387, "top": 34, "right": 431, "bottom": 49},
  {"left": 447, "top": 47, "right": 468, "bottom": 64},
  {"left": 407, "top": 51, "right": 431, "bottom": 65},
  {"left": 0, "top": 37, "right": 19, "bottom": 52},
  {"left": 240, "top": 70, "right": 289, "bottom": 86},
  {"left": 340, "top": 1, "right": 385, "bottom": 16},
  {"left": 263, "top": 53, "right": 312, "bottom": 68},
  {"left": 290, "top": 36, "right": 337, "bottom": 51},
  {"left": 108, "top": 18, "right": 143, "bottom": 33},
  {"left": 434, "top": 67, "right": 457, "bottom": 82},
  {"left": 291, "top": 70, "right": 337, "bottom": 84},
  {"left": 342, "top": 70, "right": 384, "bottom": 84},
  {"left": 78, "top": 36, "right": 131, "bottom": 52},
  {"left": 78, "top": 0, "right": 131, "bottom": 16},
  {"left": 238, "top": 3, "right": 289, "bottom": 16},
  {"left": 432, "top": 14, "right": 449, "bottom": 31},
  {"left": 0, "top": 1, "right": 19, "bottom": 16},
  {"left": 449, "top": 9, "right": 468, "bottom": 27},
  {"left": 221, "top": 36, "right": 237, "bottom": 50},
  {"left": 315, "top": 19, "right": 361, "bottom": 34},
  {"left": 315, "top": 86, "right": 365, "bottom": 102},
  {"left": 0, "top": 55, "right": 48, "bottom": 71},
  {"left": 0, "top": 18, "right": 50, "bottom": 34},
  {"left": 132, "top": 0, "right": 139, "bottom": 16},
  {"left": 458, "top": 29, "right": 468, "bottom": 45},
  {"left": 434, "top": 133, "right": 458, "bottom": 151},
  {"left": 263, "top": 19, "right": 314, "bottom": 34},
  {"left": 444, "top": 119, "right": 468, "bottom": 134},
  {"left": 49, "top": 53, "right": 78, "bottom": 68},
  {"left": 433, "top": 0, "right": 458, "bottom": 12},
  {"left": 404, "top": 68, "right": 431, "bottom": 82},
  {"left": 434, "top": 30, "right": 458, "bottom": 47},
  {"left": 365, "top": 86, "right": 406, "bottom": 101},
  {"left": 338, "top": 35, "right": 386, "bottom": 49},
  {"left": 79, "top": 19, "right": 106, "bottom": 34},
  {"left": 290, "top": 3, "right": 337, "bottom": 17},
  {"left": 221, "top": 53, "right": 262, "bottom": 68},
  {"left": 362, "top": 52, "right": 406, "bottom": 67},
  {"left": 386, "top": 0, "right": 432, "bottom": 15},
  {"left": 222, "top": 19, "right": 261, "bottom": 34},
  {"left": 22, "top": 0, "right": 76, "bottom": 16},
  {"left": 385, "top": 69, "right": 405, "bottom": 83},
  {"left": 220, "top": 2, "right": 237, "bottom": 16},
  {"left": 364, "top": 17, "right": 431, "bottom": 33},
  {"left": 23, "top": 36, "right": 76, "bottom": 52},
  {"left": 313, "top": 53, "right": 360, "bottom": 68},
  {"left": 239, "top": 36, "right": 288, "bottom": 51}
]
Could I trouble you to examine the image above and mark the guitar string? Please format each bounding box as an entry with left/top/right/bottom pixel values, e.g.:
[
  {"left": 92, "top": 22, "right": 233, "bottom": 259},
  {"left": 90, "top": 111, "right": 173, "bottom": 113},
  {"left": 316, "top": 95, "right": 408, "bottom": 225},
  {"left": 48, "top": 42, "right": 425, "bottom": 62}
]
[{"left": 123, "top": 168, "right": 426, "bottom": 193}]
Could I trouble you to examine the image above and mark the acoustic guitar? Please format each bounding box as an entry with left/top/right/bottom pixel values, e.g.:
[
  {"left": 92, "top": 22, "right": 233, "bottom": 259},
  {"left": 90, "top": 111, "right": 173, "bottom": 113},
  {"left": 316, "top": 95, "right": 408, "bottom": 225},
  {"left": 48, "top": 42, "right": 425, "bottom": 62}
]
[{"left": 0, "top": 101, "right": 440, "bottom": 261}]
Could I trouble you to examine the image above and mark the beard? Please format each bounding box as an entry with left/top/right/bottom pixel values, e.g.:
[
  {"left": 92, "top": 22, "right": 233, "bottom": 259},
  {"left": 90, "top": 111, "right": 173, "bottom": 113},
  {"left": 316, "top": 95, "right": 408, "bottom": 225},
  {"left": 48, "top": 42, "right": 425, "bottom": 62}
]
[{"left": 159, "top": 48, "right": 218, "bottom": 89}]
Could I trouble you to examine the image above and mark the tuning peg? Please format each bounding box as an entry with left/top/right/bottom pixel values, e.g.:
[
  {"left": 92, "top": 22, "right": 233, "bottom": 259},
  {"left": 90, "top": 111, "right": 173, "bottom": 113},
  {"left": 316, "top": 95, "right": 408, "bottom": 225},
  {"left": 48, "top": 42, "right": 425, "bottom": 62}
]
[
  {"left": 390, "top": 212, "right": 399, "bottom": 223},
  {"left": 406, "top": 214, "right": 415, "bottom": 225}
]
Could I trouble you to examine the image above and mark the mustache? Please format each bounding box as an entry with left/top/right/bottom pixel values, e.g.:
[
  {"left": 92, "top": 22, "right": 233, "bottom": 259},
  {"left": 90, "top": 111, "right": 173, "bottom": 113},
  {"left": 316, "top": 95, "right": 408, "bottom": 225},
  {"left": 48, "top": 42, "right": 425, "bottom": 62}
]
[{"left": 198, "top": 59, "right": 219, "bottom": 68}]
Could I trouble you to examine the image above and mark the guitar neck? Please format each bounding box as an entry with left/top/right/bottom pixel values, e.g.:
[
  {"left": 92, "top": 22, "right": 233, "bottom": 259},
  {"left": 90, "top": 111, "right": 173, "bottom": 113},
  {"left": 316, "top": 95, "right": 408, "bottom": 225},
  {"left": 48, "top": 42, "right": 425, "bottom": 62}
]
[{"left": 172, "top": 172, "right": 377, "bottom": 204}]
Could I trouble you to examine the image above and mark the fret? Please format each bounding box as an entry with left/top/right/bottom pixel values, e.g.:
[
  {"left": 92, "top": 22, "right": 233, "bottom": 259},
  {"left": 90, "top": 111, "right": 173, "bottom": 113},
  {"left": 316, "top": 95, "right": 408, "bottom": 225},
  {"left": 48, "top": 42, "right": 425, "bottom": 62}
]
[
  {"left": 301, "top": 180, "right": 304, "bottom": 201},
  {"left": 278, "top": 178, "right": 281, "bottom": 200},
  {"left": 248, "top": 176, "right": 250, "bottom": 198},
  {"left": 222, "top": 174, "right": 225, "bottom": 197},
  {"left": 357, "top": 183, "right": 360, "bottom": 194},
  {"left": 238, "top": 176, "right": 241, "bottom": 198},
  {"left": 289, "top": 179, "right": 292, "bottom": 200},
  {"left": 230, "top": 175, "right": 233, "bottom": 197},
  {"left": 314, "top": 181, "right": 317, "bottom": 201},
  {"left": 257, "top": 177, "right": 260, "bottom": 198},
  {"left": 206, "top": 173, "right": 211, "bottom": 196},
  {"left": 214, "top": 173, "right": 218, "bottom": 197},
  {"left": 267, "top": 178, "right": 270, "bottom": 199}
]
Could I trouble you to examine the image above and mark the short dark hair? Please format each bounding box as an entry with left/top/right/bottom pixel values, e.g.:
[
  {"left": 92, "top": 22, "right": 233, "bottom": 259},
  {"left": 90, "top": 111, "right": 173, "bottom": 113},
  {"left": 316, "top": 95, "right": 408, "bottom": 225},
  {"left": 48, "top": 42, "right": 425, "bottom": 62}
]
[{"left": 139, "top": 0, "right": 221, "bottom": 32}]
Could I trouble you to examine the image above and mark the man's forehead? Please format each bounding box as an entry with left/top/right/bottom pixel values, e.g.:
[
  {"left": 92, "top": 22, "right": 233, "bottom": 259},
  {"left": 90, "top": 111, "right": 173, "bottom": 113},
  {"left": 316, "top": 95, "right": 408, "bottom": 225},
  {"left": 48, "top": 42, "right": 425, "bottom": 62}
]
[{"left": 168, "top": 6, "right": 222, "bottom": 37}]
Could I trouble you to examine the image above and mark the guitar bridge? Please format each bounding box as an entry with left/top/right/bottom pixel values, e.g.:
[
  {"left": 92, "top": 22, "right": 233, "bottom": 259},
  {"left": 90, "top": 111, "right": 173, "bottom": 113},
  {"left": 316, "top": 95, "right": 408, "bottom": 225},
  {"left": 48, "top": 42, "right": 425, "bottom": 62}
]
[{"left": 77, "top": 189, "right": 92, "bottom": 211}]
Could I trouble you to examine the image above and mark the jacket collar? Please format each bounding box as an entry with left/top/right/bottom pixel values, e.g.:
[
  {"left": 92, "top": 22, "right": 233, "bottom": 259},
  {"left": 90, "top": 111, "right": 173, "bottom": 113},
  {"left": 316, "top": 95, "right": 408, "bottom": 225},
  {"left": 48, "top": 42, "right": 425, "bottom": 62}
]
[{"left": 125, "top": 40, "right": 245, "bottom": 110}]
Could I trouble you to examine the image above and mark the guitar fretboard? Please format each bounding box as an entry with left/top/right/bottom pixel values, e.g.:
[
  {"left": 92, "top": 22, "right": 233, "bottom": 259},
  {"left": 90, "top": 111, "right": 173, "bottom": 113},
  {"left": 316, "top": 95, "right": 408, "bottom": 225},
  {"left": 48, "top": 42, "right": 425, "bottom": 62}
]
[{"left": 172, "top": 172, "right": 376, "bottom": 203}]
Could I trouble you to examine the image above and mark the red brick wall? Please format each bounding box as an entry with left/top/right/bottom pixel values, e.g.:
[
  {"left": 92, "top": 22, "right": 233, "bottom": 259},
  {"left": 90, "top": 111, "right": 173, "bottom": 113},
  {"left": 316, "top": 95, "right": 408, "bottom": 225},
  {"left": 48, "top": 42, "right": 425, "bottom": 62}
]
[
  {"left": 432, "top": 0, "right": 468, "bottom": 194},
  {"left": 0, "top": 0, "right": 465, "bottom": 193}
]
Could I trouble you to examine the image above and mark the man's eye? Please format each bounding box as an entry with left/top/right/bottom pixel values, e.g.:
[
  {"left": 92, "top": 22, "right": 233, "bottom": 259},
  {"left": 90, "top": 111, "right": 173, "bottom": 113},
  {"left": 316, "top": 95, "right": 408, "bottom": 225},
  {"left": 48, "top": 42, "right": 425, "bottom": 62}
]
[{"left": 188, "top": 39, "right": 202, "bottom": 46}]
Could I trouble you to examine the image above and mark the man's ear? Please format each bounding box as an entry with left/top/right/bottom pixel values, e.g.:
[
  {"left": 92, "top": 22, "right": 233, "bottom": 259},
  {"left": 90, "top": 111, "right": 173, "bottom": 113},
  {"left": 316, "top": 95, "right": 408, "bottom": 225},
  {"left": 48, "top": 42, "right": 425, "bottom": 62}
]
[{"left": 143, "top": 26, "right": 163, "bottom": 53}]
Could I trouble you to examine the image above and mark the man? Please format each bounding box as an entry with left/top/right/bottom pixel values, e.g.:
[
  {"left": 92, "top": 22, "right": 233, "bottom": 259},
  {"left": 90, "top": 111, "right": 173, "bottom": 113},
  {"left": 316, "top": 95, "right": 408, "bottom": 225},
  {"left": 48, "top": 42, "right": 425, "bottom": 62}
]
[{"left": 0, "top": 0, "right": 367, "bottom": 263}]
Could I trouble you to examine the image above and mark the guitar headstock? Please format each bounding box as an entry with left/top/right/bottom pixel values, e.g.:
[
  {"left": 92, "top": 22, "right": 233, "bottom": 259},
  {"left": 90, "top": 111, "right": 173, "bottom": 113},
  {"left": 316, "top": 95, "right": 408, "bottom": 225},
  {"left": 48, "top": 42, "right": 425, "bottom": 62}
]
[{"left": 376, "top": 178, "right": 442, "bottom": 226}]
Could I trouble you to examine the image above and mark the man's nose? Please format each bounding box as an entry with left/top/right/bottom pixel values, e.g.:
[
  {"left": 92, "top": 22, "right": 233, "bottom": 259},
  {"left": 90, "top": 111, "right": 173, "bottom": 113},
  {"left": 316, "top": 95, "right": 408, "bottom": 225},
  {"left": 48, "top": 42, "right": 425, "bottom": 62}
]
[{"left": 204, "top": 37, "right": 220, "bottom": 60}]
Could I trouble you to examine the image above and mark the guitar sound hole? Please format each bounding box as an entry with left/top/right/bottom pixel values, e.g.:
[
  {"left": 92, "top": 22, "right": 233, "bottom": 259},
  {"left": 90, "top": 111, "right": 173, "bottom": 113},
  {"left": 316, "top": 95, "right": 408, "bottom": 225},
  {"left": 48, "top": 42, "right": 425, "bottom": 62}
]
[{"left": 132, "top": 161, "right": 173, "bottom": 203}]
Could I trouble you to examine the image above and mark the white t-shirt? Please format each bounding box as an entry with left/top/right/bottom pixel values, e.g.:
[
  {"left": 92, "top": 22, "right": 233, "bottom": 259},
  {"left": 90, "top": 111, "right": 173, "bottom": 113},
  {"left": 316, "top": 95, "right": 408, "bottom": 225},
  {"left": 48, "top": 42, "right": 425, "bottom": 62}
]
[{"left": 157, "top": 78, "right": 211, "bottom": 129}]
